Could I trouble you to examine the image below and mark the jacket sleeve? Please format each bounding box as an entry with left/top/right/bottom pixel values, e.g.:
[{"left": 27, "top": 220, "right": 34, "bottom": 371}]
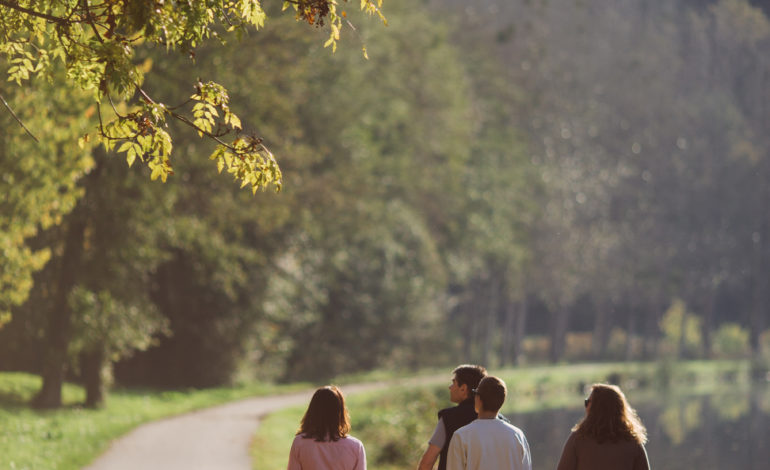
[
  {"left": 556, "top": 433, "right": 577, "bottom": 470},
  {"left": 446, "top": 433, "right": 465, "bottom": 470},
  {"left": 634, "top": 443, "right": 650, "bottom": 470}
]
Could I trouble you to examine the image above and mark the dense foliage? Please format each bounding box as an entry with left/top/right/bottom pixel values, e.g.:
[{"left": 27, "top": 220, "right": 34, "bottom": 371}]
[
  {"left": 1, "top": 0, "right": 383, "bottom": 190},
  {"left": 0, "top": 0, "right": 385, "bottom": 324}
]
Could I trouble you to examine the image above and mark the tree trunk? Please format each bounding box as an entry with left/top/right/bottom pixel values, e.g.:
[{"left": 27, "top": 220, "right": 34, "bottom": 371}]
[
  {"left": 625, "top": 304, "right": 636, "bottom": 361},
  {"left": 749, "top": 175, "right": 767, "bottom": 360},
  {"left": 33, "top": 213, "right": 87, "bottom": 408},
  {"left": 481, "top": 277, "right": 499, "bottom": 367},
  {"left": 82, "top": 345, "right": 107, "bottom": 408},
  {"left": 701, "top": 291, "right": 716, "bottom": 359},
  {"left": 500, "top": 295, "right": 515, "bottom": 367},
  {"left": 549, "top": 304, "right": 569, "bottom": 363},
  {"left": 641, "top": 297, "right": 658, "bottom": 360},
  {"left": 592, "top": 300, "right": 610, "bottom": 359},
  {"left": 676, "top": 301, "right": 688, "bottom": 360},
  {"left": 512, "top": 297, "right": 528, "bottom": 365}
]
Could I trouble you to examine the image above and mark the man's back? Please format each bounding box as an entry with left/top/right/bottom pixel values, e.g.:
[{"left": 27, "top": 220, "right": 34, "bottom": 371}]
[{"left": 447, "top": 419, "right": 532, "bottom": 470}]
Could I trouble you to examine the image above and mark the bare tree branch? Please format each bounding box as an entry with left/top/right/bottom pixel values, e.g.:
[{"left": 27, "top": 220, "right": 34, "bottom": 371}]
[
  {"left": 0, "top": 1, "right": 71, "bottom": 25},
  {"left": 0, "top": 92, "right": 39, "bottom": 142}
]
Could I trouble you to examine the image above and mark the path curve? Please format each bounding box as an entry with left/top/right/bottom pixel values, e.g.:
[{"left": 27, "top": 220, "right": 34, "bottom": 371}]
[{"left": 83, "top": 382, "right": 392, "bottom": 470}]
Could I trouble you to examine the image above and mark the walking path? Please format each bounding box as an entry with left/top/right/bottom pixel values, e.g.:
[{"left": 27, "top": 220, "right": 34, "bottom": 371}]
[{"left": 82, "top": 382, "right": 393, "bottom": 470}]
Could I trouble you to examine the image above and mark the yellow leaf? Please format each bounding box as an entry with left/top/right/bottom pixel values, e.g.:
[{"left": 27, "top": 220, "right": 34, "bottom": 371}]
[
  {"left": 117, "top": 141, "right": 134, "bottom": 153},
  {"left": 229, "top": 113, "right": 242, "bottom": 129},
  {"left": 150, "top": 165, "right": 162, "bottom": 181}
]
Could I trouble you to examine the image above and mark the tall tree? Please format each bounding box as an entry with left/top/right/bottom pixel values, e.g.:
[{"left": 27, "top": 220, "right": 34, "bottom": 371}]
[{"left": 0, "top": 65, "right": 94, "bottom": 326}]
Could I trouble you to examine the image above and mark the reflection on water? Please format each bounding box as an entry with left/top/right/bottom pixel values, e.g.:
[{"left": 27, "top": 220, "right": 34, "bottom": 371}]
[{"left": 505, "top": 384, "right": 770, "bottom": 470}]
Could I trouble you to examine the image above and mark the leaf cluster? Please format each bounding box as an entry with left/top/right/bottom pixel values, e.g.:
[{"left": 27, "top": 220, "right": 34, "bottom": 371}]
[{"left": 1, "top": 0, "right": 386, "bottom": 192}]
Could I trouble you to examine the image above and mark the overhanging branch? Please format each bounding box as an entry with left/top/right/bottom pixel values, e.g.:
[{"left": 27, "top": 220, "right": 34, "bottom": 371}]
[
  {"left": 0, "top": 92, "right": 39, "bottom": 142},
  {"left": 0, "top": 1, "right": 71, "bottom": 25}
]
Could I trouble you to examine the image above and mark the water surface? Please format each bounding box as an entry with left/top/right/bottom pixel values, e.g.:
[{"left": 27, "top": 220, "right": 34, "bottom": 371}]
[{"left": 505, "top": 384, "right": 770, "bottom": 470}]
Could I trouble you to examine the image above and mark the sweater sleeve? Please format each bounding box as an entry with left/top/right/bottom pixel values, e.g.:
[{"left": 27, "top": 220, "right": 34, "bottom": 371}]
[
  {"left": 556, "top": 433, "right": 577, "bottom": 470},
  {"left": 287, "top": 437, "right": 301, "bottom": 470},
  {"left": 446, "top": 433, "right": 465, "bottom": 470},
  {"left": 354, "top": 440, "right": 367, "bottom": 470},
  {"left": 519, "top": 431, "right": 533, "bottom": 470},
  {"left": 634, "top": 443, "right": 650, "bottom": 470}
]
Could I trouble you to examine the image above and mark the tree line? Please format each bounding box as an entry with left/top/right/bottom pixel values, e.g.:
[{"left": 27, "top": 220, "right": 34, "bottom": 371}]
[{"left": 1, "top": 0, "right": 769, "bottom": 408}]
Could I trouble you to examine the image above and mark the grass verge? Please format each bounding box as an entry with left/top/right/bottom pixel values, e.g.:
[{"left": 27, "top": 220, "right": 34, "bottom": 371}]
[{"left": 0, "top": 372, "right": 309, "bottom": 470}]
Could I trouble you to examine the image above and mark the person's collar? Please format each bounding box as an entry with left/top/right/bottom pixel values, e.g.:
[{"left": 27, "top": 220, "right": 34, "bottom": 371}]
[{"left": 459, "top": 397, "right": 475, "bottom": 408}]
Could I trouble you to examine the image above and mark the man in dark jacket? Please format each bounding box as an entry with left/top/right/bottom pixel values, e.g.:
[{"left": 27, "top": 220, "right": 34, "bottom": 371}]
[{"left": 417, "top": 364, "right": 487, "bottom": 470}]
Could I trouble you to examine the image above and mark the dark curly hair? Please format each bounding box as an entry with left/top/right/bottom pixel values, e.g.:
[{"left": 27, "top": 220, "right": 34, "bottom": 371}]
[{"left": 574, "top": 383, "right": 647, "bottom": 444}]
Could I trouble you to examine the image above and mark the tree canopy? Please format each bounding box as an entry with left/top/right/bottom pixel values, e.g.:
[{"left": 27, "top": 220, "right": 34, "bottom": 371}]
[
  {"left": 1, "top": 0, "right": 385, "bottom": 192},
  {"left": 0, "top": 0, "right": 386, "bottom": 324}
]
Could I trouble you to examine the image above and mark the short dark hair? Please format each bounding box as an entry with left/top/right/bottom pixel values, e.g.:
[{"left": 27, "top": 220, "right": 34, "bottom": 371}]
[
  {"left": 297, "top": 385, "right": 350, "bottom": 441},
  {"left": 476, "top": 376, "right": 507, "bottom": 412},
  {"left": 452, "top": 364, "right": 487, "bottom": 393}
]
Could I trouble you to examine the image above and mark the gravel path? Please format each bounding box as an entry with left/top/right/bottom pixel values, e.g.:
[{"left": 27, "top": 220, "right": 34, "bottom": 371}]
[{"left": 82, "top": 382, "right": 393, "bottom": 470}]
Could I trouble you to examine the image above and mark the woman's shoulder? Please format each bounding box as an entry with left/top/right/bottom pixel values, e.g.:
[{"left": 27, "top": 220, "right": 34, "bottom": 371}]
[
  {"left": 572, "top": 432, "right": 645, "bottom": 448},
  {"left": 293, "top": 434, "right": 363, "bottom": 446},
  {"left": 341, "top": 435, "right": 364, "bottom": 448}
]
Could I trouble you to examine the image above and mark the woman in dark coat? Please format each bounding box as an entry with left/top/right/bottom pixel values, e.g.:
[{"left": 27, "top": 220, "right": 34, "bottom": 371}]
[{"left": 556, "top": 383, "right": 650, "bottom": 470}]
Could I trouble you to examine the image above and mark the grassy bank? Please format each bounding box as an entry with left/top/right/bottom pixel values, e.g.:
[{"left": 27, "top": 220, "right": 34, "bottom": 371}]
[
  {"left": 0, "top": 372, "right": 309, "bottom": 470},
  {"left": 251, "top": 360, "right": 754, "bottom": 470}
]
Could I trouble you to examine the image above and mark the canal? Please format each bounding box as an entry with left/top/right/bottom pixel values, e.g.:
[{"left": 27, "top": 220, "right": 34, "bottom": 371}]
[{"left": 505, "top": 383, "right": 770, "bottom": 470}]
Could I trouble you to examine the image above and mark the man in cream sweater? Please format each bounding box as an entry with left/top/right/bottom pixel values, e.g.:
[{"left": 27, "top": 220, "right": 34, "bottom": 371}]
[{"left": 446, "top": 376, "right": 532, "bottom": 470}]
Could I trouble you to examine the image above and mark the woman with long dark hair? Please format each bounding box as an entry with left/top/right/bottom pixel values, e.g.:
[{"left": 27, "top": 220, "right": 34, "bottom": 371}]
[
  {"left": 287, "top": 385, "right": 366, "bottom": 470},
  {"left": 556, "top": 383, "right": 650, "bottom": 470}
]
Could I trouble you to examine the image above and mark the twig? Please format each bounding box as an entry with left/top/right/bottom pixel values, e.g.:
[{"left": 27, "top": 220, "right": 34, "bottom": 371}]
[
  {"left": 0, "top": 0, "right": 71, "bottom": 25},
  {"left": 0, "top": 92, "right": 39, "bottom": 142}
]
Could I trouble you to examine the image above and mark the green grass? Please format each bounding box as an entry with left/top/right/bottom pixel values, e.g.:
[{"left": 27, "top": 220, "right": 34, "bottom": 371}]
[
  {"left": 0, "top": 372, "right": 309, "bottom": 470},
  {"left": 251, "top": 405, "right": 305, "bottom": 470},
  {"left": 251, "top": 360, "right": 754, "bottom": 470}
]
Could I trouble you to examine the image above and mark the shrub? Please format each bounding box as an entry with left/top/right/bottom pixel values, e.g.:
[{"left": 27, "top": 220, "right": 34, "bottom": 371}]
[
  {"left": 564, "top": 332, "right": 594, "bottom": 361},
  {"left": 712, "top": 323, "right": 750, "bottom": 359},
  {"left": 351, "top": 387, "right": 443, "bottom": 468},
  {"left": 659, "top": 299, "right": 702, "bottom": 358},
  {"left": 521, "top": 335, "right": 549, "bottom": 362}
]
